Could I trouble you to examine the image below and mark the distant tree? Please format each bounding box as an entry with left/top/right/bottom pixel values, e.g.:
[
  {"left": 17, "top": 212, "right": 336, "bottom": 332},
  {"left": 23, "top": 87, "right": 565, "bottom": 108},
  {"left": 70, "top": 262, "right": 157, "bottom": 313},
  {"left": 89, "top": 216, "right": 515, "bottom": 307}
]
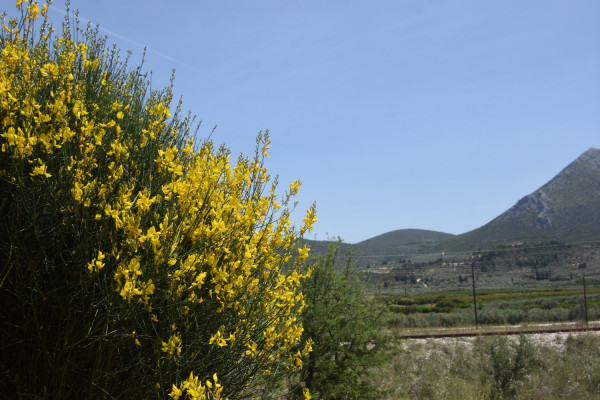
[
  {"left": 294, "top": 242, "right": 391, "bottom": 399},
  {"left": 485, "top": 334, "right": 536, "bottom": 399}
]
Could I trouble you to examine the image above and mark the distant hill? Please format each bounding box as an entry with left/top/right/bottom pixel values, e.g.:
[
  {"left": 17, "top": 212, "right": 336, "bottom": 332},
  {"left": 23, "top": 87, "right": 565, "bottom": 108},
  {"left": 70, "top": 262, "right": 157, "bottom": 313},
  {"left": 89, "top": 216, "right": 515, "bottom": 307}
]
[
  {"left": 304, "top": 229, "right": 453, "bottom": 266},
  {"left": 442, "top": 147, "right": 600, "bottom": 251},
  {"left": 353, "top": 229, "right": 454, "bottom": 266},
  {"left": 354, "top": 229, "right": 454, "bottom": 249},
  {"left": 306, "top": 148, "right": 600, "bottom": 265}
]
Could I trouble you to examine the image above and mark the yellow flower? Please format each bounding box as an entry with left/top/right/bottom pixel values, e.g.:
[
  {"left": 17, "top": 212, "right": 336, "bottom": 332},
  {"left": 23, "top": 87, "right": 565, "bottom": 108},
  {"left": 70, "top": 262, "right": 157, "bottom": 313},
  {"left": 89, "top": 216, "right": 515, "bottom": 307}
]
[
  {"left": 27, "top": 3, "right": 40, "bottom": 20},
  {"left": 87, "top": 251, "right": 106, "bottom": 273},
  {"left": 300, "top": 205, "right": 318, "bottom": 235},
  {"left": 209, "top": 328, "right": 228, "bottom": 347},
  {"left": 289, "top": 179, "right": 301, "bottom": 195},
  {"left": 169, "top": 384, "right": 183, "bottom": 400},
  {"left": 297, "top": 245, "right": 310, "bottom": 262},
  {"left": 161, "top": 333, "right": 182, "bottom": 359},
  {"left": 303, "top": 387, "right": 312, "bottom": 400},
  {"left": 30, "top": 163, "right": 51, "bottom": 178}
]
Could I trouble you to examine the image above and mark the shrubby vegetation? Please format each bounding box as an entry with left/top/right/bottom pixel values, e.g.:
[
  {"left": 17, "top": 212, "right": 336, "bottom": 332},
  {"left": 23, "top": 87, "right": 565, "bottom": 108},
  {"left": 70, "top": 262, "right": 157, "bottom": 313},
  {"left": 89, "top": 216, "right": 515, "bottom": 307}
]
[
  {"left": 363, "top": 240, "right": 600, "bottom": 294},
  {"left": 294, "top": 241, "right": 392, "bottom": 399},
  {"left": 380, "top": 333, "right": 600, "bottom": 399},
  {"left": 385, "top": 291, "right": 600, "bottom": 328},
  {"left": 0, "top": 2, "right": 315, "bottom": 398},
  {"left": 484, "top": 334, "right": 536, "bottom": 398}
]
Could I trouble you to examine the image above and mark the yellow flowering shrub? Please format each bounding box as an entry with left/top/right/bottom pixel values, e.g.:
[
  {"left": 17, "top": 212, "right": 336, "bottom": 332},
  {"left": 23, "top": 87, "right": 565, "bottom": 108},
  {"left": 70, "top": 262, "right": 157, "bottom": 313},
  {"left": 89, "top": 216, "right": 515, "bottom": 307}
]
[{"left": 0, "top": 2, "right": 315, "bottom": 398}]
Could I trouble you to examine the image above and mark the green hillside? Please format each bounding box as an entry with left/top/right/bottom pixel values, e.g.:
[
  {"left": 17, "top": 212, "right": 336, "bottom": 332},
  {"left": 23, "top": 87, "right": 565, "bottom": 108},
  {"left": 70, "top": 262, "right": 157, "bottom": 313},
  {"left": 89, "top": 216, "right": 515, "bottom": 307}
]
[
  {"left": 304, "top": 229, "right": 453, "bottom": 267},
  {"left": 354, "top": 228, "right": 454, "bottom": 249}
]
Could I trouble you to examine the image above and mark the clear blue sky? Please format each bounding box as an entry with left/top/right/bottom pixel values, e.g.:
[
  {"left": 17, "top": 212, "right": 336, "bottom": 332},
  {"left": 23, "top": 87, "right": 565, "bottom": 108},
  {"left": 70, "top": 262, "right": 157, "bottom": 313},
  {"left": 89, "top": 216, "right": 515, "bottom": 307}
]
[{"left": 44, "top": 1, "right": 599, "bottom": 243}]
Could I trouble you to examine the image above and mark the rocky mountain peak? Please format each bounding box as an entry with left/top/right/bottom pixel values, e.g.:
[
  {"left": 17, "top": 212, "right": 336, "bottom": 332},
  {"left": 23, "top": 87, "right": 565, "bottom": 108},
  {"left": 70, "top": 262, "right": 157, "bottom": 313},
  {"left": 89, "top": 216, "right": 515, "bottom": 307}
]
[{"left": 441, "top": 148, "right": 600, "bottom": 250}]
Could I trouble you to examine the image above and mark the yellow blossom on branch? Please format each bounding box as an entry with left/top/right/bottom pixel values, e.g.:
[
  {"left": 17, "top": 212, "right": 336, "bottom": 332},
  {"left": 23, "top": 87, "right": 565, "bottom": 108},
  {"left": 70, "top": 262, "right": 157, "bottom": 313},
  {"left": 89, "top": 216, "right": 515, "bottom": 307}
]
[
  {"left": 161, "top": 333, "right": 182, "bottom": 359},
  {"left": 30, "top": 161, "right": 51, "bottom": 178}
]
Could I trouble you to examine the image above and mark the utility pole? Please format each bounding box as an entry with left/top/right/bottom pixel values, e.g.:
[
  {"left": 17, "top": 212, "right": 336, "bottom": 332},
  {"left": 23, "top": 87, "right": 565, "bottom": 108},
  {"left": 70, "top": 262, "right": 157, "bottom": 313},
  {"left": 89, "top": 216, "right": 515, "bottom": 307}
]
[
  {"left": 583, "top": 274, "right": 589, "bottom": 326},
  {"left": 471, "top": 262, "right": 478, "bottom": 329},
  {"left": 404, "top": 283, "right": 408, "bottom": 316}
]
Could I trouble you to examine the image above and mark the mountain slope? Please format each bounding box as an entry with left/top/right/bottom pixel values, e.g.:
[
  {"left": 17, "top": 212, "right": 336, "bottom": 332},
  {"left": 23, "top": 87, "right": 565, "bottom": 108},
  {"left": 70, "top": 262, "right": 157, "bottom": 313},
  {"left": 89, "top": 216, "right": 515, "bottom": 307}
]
[
  {"left": 355, "top": 229, "right": 453, "bottom": 252},
  {"left": 353, "top": 229, "right": 454, "bottom": 266},
  {"left": 303, "top": 229, "right": 453, "bottom": 267},
  {"left": 443, "top": 148, "right": 600, "bottom": 251}
]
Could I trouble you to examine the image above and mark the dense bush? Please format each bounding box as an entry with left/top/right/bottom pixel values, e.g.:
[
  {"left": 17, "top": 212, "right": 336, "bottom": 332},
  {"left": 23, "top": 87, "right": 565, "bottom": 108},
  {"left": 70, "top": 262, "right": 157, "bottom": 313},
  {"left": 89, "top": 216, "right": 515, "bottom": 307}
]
[
  {"left": 0, "top": 2, "right": 315, "bottom": 398},
  {"left": 485, "top": 334, "right": 536, "bottom": 399},
  {"left": 296, "top": 242, "right": 391, "bottom": 399}
]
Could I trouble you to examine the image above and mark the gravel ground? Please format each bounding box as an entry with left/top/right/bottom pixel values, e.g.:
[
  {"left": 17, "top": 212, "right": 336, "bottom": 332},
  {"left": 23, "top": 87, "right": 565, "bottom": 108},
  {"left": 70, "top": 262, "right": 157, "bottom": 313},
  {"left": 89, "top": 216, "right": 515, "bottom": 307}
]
[{"left": 401, "top": 328, "right": 600, "bottom": 354}]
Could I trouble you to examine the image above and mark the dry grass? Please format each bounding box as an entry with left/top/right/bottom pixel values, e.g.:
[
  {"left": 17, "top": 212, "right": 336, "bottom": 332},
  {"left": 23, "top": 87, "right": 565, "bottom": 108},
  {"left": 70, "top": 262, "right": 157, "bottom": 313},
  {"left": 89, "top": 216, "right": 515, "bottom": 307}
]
[{"left": 370, "top": 330, "right": 600, "bottom": 399}]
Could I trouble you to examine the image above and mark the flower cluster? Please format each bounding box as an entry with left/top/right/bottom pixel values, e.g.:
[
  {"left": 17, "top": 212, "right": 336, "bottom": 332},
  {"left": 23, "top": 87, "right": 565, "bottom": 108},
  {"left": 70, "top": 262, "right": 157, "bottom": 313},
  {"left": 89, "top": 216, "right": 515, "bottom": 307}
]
[
  {"left": 170, "top": 373, "right": 224, "bottom": 400},
  {"left": 0, "top": 2, "right": 315, "bottom": 398}
]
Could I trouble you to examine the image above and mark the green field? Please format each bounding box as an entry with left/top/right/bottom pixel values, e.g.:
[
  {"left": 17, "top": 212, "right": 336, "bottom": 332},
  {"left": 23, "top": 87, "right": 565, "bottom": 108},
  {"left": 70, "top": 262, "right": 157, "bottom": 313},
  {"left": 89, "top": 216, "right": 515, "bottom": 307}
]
[{"left": 380, "top": 289, "right": 599, "bottom": 329}]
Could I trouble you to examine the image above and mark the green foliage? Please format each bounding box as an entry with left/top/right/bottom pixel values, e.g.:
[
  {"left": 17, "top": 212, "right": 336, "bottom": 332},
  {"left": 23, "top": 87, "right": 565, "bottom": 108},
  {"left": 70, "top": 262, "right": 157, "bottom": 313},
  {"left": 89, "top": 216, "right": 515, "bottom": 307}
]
[
  {"left": 296, "top": 241, "right": 391, "bottom": 399},
  {"left": 361, "top": 239, "right": 600, "bottom": 294},
  {"left": 384, "top": 290, "right": 600, "bottom": 329},
  {"left": 485, "top": 334, "right": 536, "bottom": 399}
]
